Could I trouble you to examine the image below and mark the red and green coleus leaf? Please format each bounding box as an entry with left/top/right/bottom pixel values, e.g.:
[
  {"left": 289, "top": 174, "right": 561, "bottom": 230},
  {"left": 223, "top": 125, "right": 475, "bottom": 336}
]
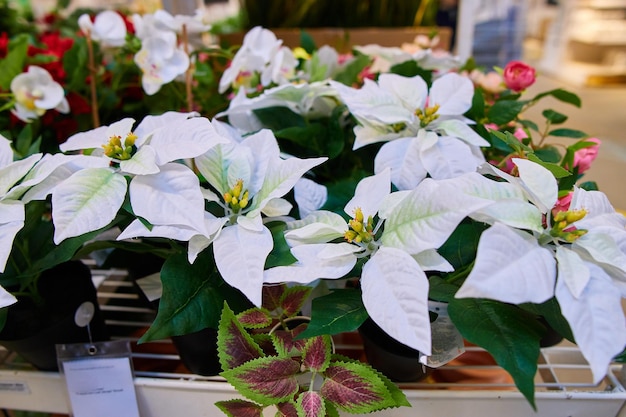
[
  {"left": 280, "top": 286, "right": 313, "bottom": 317},
  {"left": 296, "top": 391, "right": 325, "bottom": 417},
  {"left": 221, "top": 356, "right": 301, "bottom": 405},
  {"left": 252, "top": 333, "right": 277, "bottom": 356},
  {"left": 262, "top": 284, "right": 287, "bottom": 312},
  {"left": 328, "top": 355, "right": 409, "bottom": 409},
  {"left": 323, "top": 401, "right": 340, "bottom": 417},
  {"left": 273, "top": 323, "right": 309, "bottom": 356},
  {"left": 302, "top": 335, "right": 332, "bottom": 373},
  {"left": 320, "top": 360, "right": 397, "bottom": 413},
  {"left": 218, "top": 302, "right": 264, "bottom": 371},
  {"left": 237, "top": 307, "right": 273, "bottom": 329},
  {"left": 215, "top": 399, "right": 263, "bottom": 417},
  {"left": 276, "top": 401, "right": 298, "bottom": 417}
]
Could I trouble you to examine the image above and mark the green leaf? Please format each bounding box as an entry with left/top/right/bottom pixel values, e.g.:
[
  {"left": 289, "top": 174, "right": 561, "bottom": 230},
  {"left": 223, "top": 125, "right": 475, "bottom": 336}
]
[
  {"left": 438, "top": 220, "right": 487, "bottom": 270},
  {"left": 490, "top": 130, "right": 532, "bottom": 155},
  {"left": 15, "top": 124, "right": 34, "bottom": 158},
  {"left": 63, "top": 37, "right": 89, "bottom": 92},
  {"left": 297, "top": 289, "right": 367, "bottom": 339},
  {"left": 533, "top": 145, "right": 562, "bottom": 164},
  {"left": 389, "top": 60, "right": 432, "bottom": 85},
  {"left": 139, "top": 252, "right": 250, "bottom": 342},
  {"left": 526, "top": 154, "right": 571, "bottom": 178},
  {"left": 320, "top": 360, "right": 396, "bottom": 413},
  {"left": 541, "top": 109, "right": 568, "bottom": 124},
  {"left": 428, "top": 276, "right": 460, "bottom": 303},
  {"left": 300, "top": 30, "right": 316, "bottom": 53},
  {"left": 218, "top": 302, "right": 265, "bottom": 371},
  {"left": 467, "top": 87, "right": 485, "bottom": 120},
  {"left": 519, "top": 119, "right": 539, "bottom": 132},
  {"left": 522, "top": 298, "right": 574, "bottom": 343},
  {"left": 253, "top": 107, "right": 306, "bottom": 131},
  {"left": 488, "top": 100, "right": 526, "bottom": 125},
  {"left": 222, "top": 356, "right": 300, "bottom": 405},
  {"left": 579, "top": 181, "right": 599, "bottom": 191},
  {"left": 548, "top": 128, "right": 588, "bottom": 139},
  {"left": 567, "top": 139, "right": 600, "bottom": 152},
  {"left": 532, "top": 89, "right": 581, "bottom": 108},
  {"left": 265, "top": 222, "right": 297, "bottom": 269},
  {"left": 215, "top": 399, "right": 263, "bottom": 417},
  {"left": 448, "top": 298, "right": 543, "bottom": 409},
  {"left": 0, "top": 34, "right": 29, "bottom": 90},
  {"left": 333, "top": 53, "right": 372, "bottom": 86}
]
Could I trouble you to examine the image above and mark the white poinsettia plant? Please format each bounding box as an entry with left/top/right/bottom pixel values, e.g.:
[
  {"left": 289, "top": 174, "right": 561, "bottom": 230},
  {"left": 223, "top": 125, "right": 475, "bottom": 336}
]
[{"left": 1, "top": 21, "right": 624, "bottom": 415}]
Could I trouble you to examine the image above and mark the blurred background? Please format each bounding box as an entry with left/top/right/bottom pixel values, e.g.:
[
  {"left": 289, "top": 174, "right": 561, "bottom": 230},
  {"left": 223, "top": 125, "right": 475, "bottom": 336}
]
[{"left": 5, "top": 0, "right": 626, "bottom": 208}]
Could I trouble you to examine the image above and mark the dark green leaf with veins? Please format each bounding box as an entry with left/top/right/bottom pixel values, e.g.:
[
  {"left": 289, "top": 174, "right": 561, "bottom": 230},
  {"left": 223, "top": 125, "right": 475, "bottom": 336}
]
[
  {"left": 448, "top": 298, "right": 543, "bottom": 409},
  {"left": 297, "top": 289, "right": 367, "bottom": 339}
]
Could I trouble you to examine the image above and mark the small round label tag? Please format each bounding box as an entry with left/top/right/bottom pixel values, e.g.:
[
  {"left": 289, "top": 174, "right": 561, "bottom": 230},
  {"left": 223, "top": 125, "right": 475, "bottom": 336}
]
[{"left": 74, "top": 301, "right": 95, "bottom": 328}]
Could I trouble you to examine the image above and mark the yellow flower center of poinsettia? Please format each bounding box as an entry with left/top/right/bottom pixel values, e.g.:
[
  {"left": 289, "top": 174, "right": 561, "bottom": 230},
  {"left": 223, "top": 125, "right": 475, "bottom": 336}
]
[
  {"left": 550, "top": 209, "right": 588, "bottom": 242},
  {"left": 223, "top": 179, "right": 249, "bottom": 214},
  {"left": 102, "top": 132, "right": 137, "bottom": 160},
  {"left": 344, "top": 207, "right": 375, "bottom": 244},
  {"left": 390, "top": 122, "right": 407, "bottom": 133},
  {"left": 416, "top": 104, "right": 440, "bottom": 128}
]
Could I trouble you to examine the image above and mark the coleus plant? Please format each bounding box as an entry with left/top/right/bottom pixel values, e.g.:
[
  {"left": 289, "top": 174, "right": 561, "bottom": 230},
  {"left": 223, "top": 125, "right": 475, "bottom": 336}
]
[{"left": 216, "top": 284, "right": 409, "bottom": 417}]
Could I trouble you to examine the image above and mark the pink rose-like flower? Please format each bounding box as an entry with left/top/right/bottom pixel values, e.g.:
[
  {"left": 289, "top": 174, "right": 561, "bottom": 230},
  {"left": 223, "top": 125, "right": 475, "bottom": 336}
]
[
  {"left": 572, "top": 138, "right": 601, "bottom": 174},
  {"left": 503, "top": 61, "right": 536, "bottom": 92}
]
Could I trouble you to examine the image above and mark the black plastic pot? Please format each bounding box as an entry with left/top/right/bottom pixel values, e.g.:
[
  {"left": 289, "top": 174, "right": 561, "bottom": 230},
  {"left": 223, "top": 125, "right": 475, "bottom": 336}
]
[
  {"left": 171, "top": 327, "right": 222, "bottom": 376},
  {"left": 358, "top": 318, "right": 428, "bottom": 382},
  {"left": 0, "top": 261, "right": 108, "bottom": 371},
  {"left": 539, "top": 316, "right": 564, "bottom": 348}
]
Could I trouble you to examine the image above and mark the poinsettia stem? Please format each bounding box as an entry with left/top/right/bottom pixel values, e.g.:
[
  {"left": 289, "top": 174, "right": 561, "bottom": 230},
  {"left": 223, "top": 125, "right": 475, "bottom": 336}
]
[
  {"left": 85, "top": 31, "right": 100, "bottom": 128},
  {"left": 182, "top": 24, "right": 194, "bottom": 112}
]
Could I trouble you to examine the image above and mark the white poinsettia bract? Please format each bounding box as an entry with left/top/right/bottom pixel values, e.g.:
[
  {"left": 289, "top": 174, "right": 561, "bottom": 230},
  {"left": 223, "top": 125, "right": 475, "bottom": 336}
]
[
  {"left": 54, "top": 112, "right": 225, "bottom": 244},
  {"left": 455, "top": 159, "right": 626, "bottom": 384}
]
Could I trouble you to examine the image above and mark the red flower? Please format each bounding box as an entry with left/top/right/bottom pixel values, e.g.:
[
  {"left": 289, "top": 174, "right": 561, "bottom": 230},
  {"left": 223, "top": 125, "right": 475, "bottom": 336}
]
[
  {"left": 503, "top": 61, "right": 536, "bottom": 92},
  {"left": 0, "top": 32, "right": 9, "bottom": 59},
  {"left": 27, "top": 32, "right": 74, "bottom": 83}
]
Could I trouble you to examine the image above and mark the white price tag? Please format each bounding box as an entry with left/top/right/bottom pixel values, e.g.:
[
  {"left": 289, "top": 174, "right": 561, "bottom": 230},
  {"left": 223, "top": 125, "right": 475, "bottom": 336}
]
[
  {"left": 62, "top": 356, "right": 140, "bottom": 417},
  {"left": 57, "top": 340, "right": 140, "bottom": 417}
]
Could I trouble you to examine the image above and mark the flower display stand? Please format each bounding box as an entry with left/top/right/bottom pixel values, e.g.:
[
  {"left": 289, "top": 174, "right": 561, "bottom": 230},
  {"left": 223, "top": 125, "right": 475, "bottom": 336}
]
[
  {"left": 218, "top": 26, "right": 452, "bottom": 53},
  {"left": 0, "top": 266, "right": 624, "bottom": 417}
]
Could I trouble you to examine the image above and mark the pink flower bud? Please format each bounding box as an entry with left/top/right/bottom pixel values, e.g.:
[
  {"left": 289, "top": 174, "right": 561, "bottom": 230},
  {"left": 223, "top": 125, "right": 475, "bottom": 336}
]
[
  {"left": 573, "top": 138, "right": 601, "bottom": 174},
  {"left": 513, "top": 127, "right": 527, "bottom": 140},
  {"left": 503, "top": 61, "right": 536, "bottom": 92},
  {"left": 552, "top": 192, "right": 573, "bottom": 218}
]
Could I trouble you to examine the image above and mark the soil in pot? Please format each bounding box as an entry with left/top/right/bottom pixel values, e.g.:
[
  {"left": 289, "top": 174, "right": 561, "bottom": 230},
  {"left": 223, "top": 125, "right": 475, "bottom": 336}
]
[{"left": 0, "top": 261, "right": 108, "bottom": 371}]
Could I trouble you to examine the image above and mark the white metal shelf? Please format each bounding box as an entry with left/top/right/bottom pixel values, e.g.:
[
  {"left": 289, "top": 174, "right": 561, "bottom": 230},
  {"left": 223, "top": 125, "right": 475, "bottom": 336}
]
[{"left": 0, "top": 266, "right": 625, "bottom": 416}]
